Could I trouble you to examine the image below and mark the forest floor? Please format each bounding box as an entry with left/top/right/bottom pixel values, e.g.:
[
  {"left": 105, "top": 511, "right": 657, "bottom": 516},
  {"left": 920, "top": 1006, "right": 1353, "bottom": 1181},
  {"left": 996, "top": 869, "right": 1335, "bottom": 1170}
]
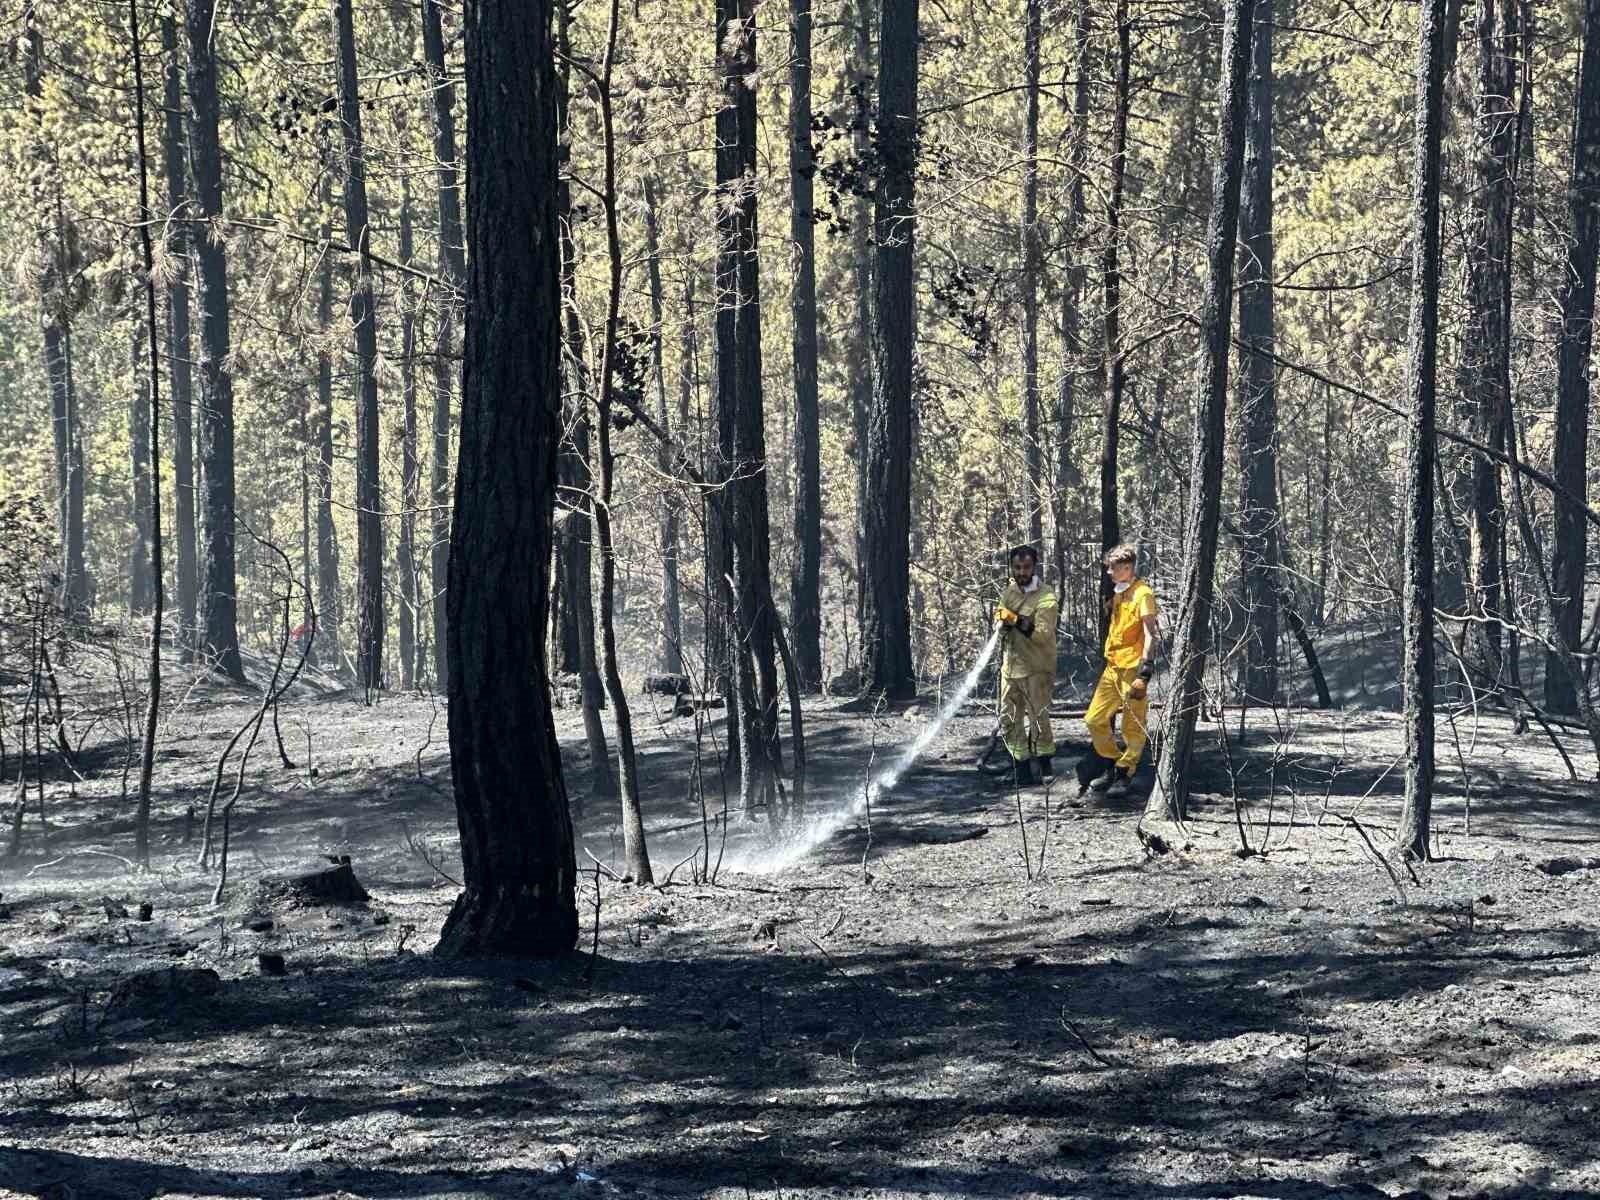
[{"left": 1, "top": 663, "right": 1598, "bottom": 1200}]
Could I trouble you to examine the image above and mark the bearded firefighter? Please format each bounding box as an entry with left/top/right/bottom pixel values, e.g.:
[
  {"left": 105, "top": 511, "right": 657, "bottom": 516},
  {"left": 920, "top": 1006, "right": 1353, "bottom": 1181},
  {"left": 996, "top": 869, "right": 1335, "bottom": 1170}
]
[{"left": 992, "top": 544, "right": 1059, "bottom": 784}]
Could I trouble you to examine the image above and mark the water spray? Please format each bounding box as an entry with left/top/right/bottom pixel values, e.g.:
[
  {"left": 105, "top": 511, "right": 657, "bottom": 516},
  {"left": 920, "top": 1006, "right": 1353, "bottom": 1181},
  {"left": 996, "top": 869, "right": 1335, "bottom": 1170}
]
[{"left": 735, "top": 625, "right": 1005, "bottom": 872}]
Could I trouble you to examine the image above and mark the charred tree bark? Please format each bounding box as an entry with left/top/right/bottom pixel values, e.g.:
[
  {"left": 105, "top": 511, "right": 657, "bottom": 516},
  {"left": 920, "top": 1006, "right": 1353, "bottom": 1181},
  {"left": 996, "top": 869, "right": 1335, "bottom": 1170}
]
[
  {"left": 129, "top": 322, "right": 155, "bottom": 616},
  {"left": 128, "top": 0, "right": 165, "bottom": 870},
  {"left": 788, "top": 0, "right": 824, "bottom": 691},
  {"left": 1396, "top": 0, "right": 1448, "bottom": 863},
  {"left": 1548, "top": 0, "right": 1600, "bottom": 715},
  {"left": 1146, "top": 0, "right": 1253, "bottom": 824},
  {"left": 24, "top": 7, "right": 88, "bottom": 628},
  {"left": 422, "top": 0, "right": 461, "bottom": 694},
  {"left": 1236, "top": 0, "right": 1281, "bottom": 703},
  {"left": 595, "top": 0, "right": 653, "bottom": 878},
  {"left": 643, "top": 176, "right": 684, "bottom": 677},
  {"left": 553, "top": 1, "right": 615, "bottom": 801},
  {"left": 847, "top": 0, "right": 876, "bottom": 642},
  {"left": 183, "top": 0, "right": 245, "bottom": 681},
  {"left": 331, "top": 0, "right": 385, "bottom": 694},
  {"left": 1100, "top": 0, "right": 1130, "bottom": 586},
  {"left": 160, "top": 14, "right": 197, "bottom": 656},
  {"left": 315, "top": 183, "right": 342, "bottom": 672},
  {"left": 436, "top": 0, "right": 577, "bottom": 959},
  {"left": 716, "top": 0, "right": 784, "bottom": 807},
  {"left": 1052, "top": 1, "right": 1091, "bottom": 588},
  {"left": 1020, "top": 0, "right": 1043, "bottom": 546},
  {"left": 398, "top": 177, "right": 420, "bottom": 691},
  {"left": 1453, "top": 0, "right": 1521, "bottom": 692},
  {"left": 861, "top": 0, "right": 918, "bottom": 700}
]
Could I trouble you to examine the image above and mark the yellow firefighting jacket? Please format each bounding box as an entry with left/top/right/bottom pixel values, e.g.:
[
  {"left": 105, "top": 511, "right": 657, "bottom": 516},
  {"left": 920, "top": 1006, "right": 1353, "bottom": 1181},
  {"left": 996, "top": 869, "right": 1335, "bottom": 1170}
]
[{"left": 998, "top": 579, "right": 1059, "bottom": 679}]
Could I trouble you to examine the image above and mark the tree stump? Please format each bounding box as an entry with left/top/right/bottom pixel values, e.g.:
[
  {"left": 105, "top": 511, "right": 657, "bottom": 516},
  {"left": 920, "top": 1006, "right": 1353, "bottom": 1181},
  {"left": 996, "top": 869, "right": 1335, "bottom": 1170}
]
[{"left": 255, "top": 857, "right": 369, "bottom": 908}]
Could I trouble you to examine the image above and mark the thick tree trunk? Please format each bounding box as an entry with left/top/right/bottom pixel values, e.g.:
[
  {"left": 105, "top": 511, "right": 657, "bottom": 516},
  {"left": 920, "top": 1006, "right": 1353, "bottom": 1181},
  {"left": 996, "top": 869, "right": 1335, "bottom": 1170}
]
[
  {"left": 788, "top": 0, "right": 824, "bottom": 692},
  {"left": 1396, "top": 0, "right": 1448, "bottom": 863},
  {"left": 716, "top": 0, "right": 784, "bottom": 810},
  {"left": 398, "top": 177, "right": 420, "bottom": 691},
  {"left": 1020, "top": 0, "right": 1043, "bottom": 547},
  {"left": 436, "top": 0, "right": 577, "bottom": 959},
  {"left": 643, "top": 176, "right": 685, "bottom": 677},
  {"left": 331, "top": 0, "right": 385, "bottom": 694},
  {"left": 1052, "top": 1, "right": 1091, "bottom": 589},
  {"left": 1145, "top": 0, "right": 1253, "bottom": 824},
  {"left": 861, "top": 0, "right": 918, "bottom": 701},
  {"left": 161, "top": 15, "right": 197, "bottom": 656},
  {"left": 315, "top": 187, "right": 342, "bottom": 672},
  {"left": 184, "top": 0, "right": 244, "bottom": 681},
  {"left": 1236, "top": 0, "right": 1281, "bottom": 703},
  {"left": 1548, "top": 0, "right": 1600, "bottom": 715},
  {"left": 1100, "top": 0, "right": 1130, "bottom": 584},
  {"left": 422, "top": 0, "right": 461, "bottom": 694}
]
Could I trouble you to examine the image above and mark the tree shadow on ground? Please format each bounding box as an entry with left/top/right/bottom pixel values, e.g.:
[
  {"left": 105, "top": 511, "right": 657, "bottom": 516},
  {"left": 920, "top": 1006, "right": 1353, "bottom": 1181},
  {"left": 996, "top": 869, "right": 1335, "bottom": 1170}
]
[{"left": 4, "top": 890, "right": 1596, "bottom": 1197}]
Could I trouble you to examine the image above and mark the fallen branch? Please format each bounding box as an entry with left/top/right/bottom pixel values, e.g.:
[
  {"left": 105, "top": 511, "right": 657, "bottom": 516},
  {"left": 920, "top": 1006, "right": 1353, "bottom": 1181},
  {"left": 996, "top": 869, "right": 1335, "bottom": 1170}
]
[{"left": 1059, "top": 1009, "right": 1120, "bottom": 1069}]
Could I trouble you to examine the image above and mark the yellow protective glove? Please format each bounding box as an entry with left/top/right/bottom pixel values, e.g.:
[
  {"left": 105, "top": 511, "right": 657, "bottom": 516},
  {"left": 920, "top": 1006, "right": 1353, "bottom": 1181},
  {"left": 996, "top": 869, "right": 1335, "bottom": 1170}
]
[{"left": 994, "top": 605, "right": 1020, "bottom": 626}]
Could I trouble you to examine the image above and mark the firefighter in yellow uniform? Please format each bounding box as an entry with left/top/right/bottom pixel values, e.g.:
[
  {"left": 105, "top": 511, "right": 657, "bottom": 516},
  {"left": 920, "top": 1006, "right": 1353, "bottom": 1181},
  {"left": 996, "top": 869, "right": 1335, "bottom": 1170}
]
[
  {"left": 993, "top": 545, "right": 1059, "bottom": 785},
  {"left": 1083, "top": 542, "right": 1160, "bottom": 797}
]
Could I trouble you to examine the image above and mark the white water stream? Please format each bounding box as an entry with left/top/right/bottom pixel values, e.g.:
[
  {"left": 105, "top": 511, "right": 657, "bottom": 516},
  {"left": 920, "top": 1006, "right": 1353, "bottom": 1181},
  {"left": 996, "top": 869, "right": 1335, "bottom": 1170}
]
[{"left": 729, "top": 625, "right": 1005, "bottom": 873}]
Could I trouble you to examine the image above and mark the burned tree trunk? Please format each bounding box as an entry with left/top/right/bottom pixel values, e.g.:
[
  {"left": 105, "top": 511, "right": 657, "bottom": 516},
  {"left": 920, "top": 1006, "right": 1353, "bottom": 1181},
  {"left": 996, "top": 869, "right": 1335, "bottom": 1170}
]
[
  {"left": 24, "top": 7, "right": 89, "bottom": 628},
  {"left": 1053, "top": 1, "right": 1091, "bottom": 588},
  {"left": 1236, "top": 0, "right": 1282, "bottom": 703},
  {"left": 398, "top": 177, "right": 420, "bottom": 690},
  {"left": 129, "top": 324, "right": 155, "bottom": 616},
  {"left": 184, "top": 0, "right": 245, "bottom": 681},
  {"left": 788, "top": 0, "right": 824, "bottom": 692},
  {"left": 847, "top": 0, "right": 876, "bottom": 641},
  {"left": 643, "top": 176, "right": 685, "bottom": 677},
  {"left": 422, "top": 0, "right": 462, "bottom": 694},
  {"left": 553, "top": 1, "right": 615, "bottom": 802},
  {"left": 331, "top": 0, "right": 385, "bottom": 694},
  {"left": 861, "top": 0, "right": 919, "bottom": 700},
  {"left": 1146, "top": 0, "right": 1253, "bottom": 825},
  {"left": 594, "top": 0, "right": 653, "bottom": 880},
  {"left": 314, "top": 183, "right": 342, "bottom": 672},
  {"left": 1396, "top": 0, "right": 1449, "bottom": 862},
  {"left": 160, "top": 14, "right": 198, "bottom": 656},
  {"left": 716, "top": 0, "right": 785, "bottom": 808},
  {"left": 1100, "top": 0, "right": 1130, "bottom": 582},
  {"left": 1548, "top": 0, "right": 1600, "bottom": 715},
  {"left": 1453, "top": 0, "right": 1521, "bottom": 692},
  {"left": 436, "top": 0, "right": 577, "bottom": 958},
  {"left": 1020, "top": 0, "right": 1043, "bottom": 546}
]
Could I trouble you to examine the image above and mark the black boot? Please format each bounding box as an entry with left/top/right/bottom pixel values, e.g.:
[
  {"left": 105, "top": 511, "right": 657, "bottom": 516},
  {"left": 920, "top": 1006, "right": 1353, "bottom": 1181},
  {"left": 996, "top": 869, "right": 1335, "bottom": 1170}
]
[
  {"left": 1075, "top": 754, "right": 1117, "bottom": 794},
  {"left": 1012, "top": 756, "right": 1039, "bottom": 786},
  {"left": 1036, "top": 754, "right": 1054, "bottom": 780}
]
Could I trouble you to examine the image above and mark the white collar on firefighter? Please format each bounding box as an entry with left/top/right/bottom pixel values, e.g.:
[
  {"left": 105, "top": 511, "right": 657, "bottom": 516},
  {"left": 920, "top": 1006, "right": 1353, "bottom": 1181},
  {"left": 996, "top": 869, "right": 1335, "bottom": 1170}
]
[
  {"left": 1022, "top": 575, "right": 1039, "bottom": 594},
  {"left": 1114, "top": 580, "right": 1132, "bottom": 594}
]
